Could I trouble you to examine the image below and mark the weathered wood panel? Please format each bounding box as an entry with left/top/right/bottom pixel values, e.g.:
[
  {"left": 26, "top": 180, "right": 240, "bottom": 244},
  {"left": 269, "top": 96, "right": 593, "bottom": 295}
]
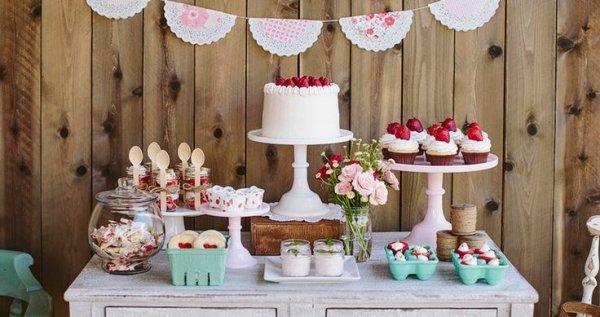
[
  {"left": 554, "top": 0, "right": 600, "bottom": 314},
  {"left": 194, "top": 0, "right": 246, "bottom": 231},
  {"left": 41, "top": 0, "right": 92, "bottom": 315},
  {"left": 349, "top": 0, "right": 403, "bottom": 231},
  {"left": 452, "top": 1, "right": 506, "bottom": 243},
  {"left": 401, "top": 0, "right": 454, "bottom": 230},
  {"left": 504, "top": 0, "right": 556, "bottom": 316}
]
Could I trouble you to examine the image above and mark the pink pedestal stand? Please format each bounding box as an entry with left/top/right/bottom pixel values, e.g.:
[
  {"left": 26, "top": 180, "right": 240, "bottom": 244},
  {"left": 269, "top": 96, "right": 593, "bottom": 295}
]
[
  {"left": 391, "top": 154, "right": 498, "bottom": 248},
  {"left": 200, "top": 203, "right": 270, "bottom": 269}
]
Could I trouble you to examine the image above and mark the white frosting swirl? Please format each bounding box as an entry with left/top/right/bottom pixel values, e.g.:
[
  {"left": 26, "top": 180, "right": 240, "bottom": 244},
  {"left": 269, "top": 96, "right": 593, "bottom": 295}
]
[
  {"left": 410, "top": 130, "right": 427, "bottom": 144},
  {"left": 461, "top": 137, "right": 491, "bottom": 152},
  {"left": 488, "top": 258, "right": 500, "bottom": 266},
  {"left": 426, "top": 140, "right": 458, "bottom": 155},
  {"left": 457, "top": 242, "right": 470, "bottom": 252},
  {"left": 379, "top": 134, "right": 396, "bottom": 147},
  {"left": 264, "top": 83, "right": 340, "bottom": 96},
  {"left": 450, "top": 129, "right": 465, "bottom": 144},
  {"left": 477, "top": 243, "right": 491, "bottom": 253},
  {"left": 394, "top": 252, "right": 406, "bottom": 261},
  {"left": 461, "top": 254, "right": 478, "bottom": 266},
  {"left": 389, "top": 138, "right": 419, "bottom": 153},
  {"left": 421, "top": 134, "right": 436, "bottom": 150}
]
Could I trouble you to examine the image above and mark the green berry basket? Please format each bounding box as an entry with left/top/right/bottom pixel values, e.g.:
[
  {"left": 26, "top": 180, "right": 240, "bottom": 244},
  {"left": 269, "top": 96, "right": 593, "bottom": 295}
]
[
  {"left": 451, "top": 250, "right": 508, "bottom": 285},
  {"left": 384, "top": 245, "right": 439, "bottom": 281},
  {"left": 167, "top": 246, "right": 228, "bottom": 286}
]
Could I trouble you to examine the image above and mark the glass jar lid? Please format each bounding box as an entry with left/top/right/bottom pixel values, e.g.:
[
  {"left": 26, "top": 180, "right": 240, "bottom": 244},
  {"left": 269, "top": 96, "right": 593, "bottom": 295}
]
[{"left": 96, "top": 178, "right": 158, "bottom": 206}]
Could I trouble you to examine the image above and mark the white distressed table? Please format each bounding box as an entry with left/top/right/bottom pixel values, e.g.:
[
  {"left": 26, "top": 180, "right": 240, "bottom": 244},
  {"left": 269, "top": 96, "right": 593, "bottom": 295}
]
[{"left": 65, "top": 232, "right": 538, "bottom": 317}]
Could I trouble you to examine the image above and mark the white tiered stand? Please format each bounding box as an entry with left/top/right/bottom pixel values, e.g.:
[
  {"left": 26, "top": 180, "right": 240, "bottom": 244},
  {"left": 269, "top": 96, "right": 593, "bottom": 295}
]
[
  {"left": 247, "top": 129, "right": 353, "bottom": 218},
  {"left": 392, "top": 154, "right": 498, "bottom": 248},
  {"left": 161, "top": 210, "right": 202, "bottom": 250}
]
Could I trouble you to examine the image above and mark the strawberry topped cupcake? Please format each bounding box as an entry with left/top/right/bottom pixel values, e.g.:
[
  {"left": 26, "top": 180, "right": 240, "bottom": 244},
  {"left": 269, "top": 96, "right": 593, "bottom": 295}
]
[
  {"left": 406, "top": 117, "right": 427, "bottom": 155},
  {"left": 461, "top": 122, "right": 491, "bottom": 164},
  {"left": 441, "top": 117, "right": 465, "bottom": 146},
  {"left": 380, "top": 122, "right": 401, "bottom": 159},
  {"left": 425, "top": 125, "right": 458, "bottom": 165},
  {"left": 388, "top": 125, "right": 420, "bottom": 165}
]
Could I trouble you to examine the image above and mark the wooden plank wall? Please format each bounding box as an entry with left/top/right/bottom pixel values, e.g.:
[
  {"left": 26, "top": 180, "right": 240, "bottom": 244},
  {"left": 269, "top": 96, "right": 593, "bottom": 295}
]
[{"left": 0, "top": 0, "right": 592, "bottom": 316}]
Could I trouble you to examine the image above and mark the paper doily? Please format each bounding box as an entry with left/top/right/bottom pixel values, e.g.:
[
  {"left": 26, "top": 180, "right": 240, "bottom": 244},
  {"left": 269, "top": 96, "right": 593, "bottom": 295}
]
[
  {"left": 339, "top": 11, "right": 413, "bottom": 52},
  {"left": 164, "top": 1, "right": 237, "bottom": 45},
  {"left": 86, "top": 0, "right": 150, "bottom": 19},
  {"left": 428, "top": 0, "right": 500, "bottom": 32},
  {"left": 263, "top": 203, "right": 343, "bottom": 223},
  {"left": 249, "top": 18, "right": 323, "bottom": 56}
]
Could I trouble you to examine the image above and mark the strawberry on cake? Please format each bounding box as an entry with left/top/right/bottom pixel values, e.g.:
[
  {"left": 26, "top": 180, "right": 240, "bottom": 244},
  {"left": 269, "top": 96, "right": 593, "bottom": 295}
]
[
  {"left": 406, "top": 117, "right": 427, "bottom": 155},
  {"left": 425, "top": 125, "right": 458, "bottom": 165},
  {"left": 388, "top": 125, "right": 420, "bottom": 164},
  {"left": 261, "top": 76, "right": 340, "bottom": 139},
  {"left": 461, "top": 122, "right": 492, "bottom": 164},
  {"left": 380, "top": 122, "right": 402, "bottom": 159},
  {"left": 441, "top": 117, "right": 464, "bottom": 146}
]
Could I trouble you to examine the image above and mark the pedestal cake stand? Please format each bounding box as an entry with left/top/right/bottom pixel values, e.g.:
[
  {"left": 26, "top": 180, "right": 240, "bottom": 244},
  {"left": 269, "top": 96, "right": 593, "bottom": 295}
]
[
  {"left": 200, "top": 203, "right": 270, "bottom": 269},
  {"left": 161, "top": 209, "right": 203, "bottom": 250},
  {"left": 247, "top": 129, "right": 353, "bottom": 218},
  {"left": 392, "top": 154, "right": 498, "bottom": 248}
]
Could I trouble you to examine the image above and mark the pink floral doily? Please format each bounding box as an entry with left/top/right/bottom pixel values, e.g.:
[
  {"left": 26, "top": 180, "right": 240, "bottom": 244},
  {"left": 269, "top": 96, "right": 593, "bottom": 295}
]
[
  {"left": 339, "top": 11, "right": 413, "bottom": 52},
  {"left": 248, "top": 18, "right": 323, "bottom": 56},
  {"left": 428, "top": 0, "right": 500, "bottom": 31},
  {"left": 164, "top": 1, "right": 237, "bottom": 45},
  {"left": 87, "top": 0, "right": 150, "bottom": 19}
]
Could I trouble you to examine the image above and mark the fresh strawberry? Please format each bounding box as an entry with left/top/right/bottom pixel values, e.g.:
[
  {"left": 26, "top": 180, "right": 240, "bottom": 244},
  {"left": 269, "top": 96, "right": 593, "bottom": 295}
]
[
  {"left": 292, "top": 77, "right": 300, "bottom": 85},
  {"left": 434, "top": 127, "right": 451, "bottom": 143},
  {"left": 442, "top": 117, "right": 457, "bottom": 132},
  {"left": 178, "top": 242, "right": 193, "bottom": 249},
  {"left": 283, "top": 78, "right": 296, "bottom": 87},
  {"left": 319, "top": 76, "right": 331, "bottom": 86},
  {"left": 406, "top": 117, "right": 424, "bottom": 132},
  {"left": 467, "top": 127, "right": 483, "bottom": 141},
  {"left": 412, "top": 248, "right": 430, "bottom": 257},
  {"left": 478, "top": 251, "right": 497, "bottom": 263},
  {"left": 467, "top": 121, "right": 480, "bottom": 131},
  {"left": 386, "top": 122, "right": 402, "bottom": 134},
  {"left": 308, "top": 76, "right": 315, "bottom": 82},
  {"left": 387, "top": 241, "right": 409, "bottom": 254},
  {"left": 275, "top": 77, "right": 285, "bottom": 86},
  {"left": 427, "top": 123, "right": 442, "bottom": 135},
  {"left": 298, "top": 77, "right": 310, "bottom": 88},
  {"left": 311, "top": 78, "right": 323, "bottom": 87},
  {"left": 394, "top": 125, "right": 411, "bottom": 140}
]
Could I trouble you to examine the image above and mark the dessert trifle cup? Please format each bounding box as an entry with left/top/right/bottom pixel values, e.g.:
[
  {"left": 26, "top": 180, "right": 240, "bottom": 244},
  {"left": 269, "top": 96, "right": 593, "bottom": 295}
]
[
  {"left": 280, "top": 239, "right": 311, "bottom": 277},
  {"left": 313, "top": 239, "right": 345, "bottom": 277}
]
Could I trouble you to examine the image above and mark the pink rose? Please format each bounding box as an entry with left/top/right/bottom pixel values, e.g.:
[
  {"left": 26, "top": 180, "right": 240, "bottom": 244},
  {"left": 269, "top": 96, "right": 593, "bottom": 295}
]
[
  {"left": 384, "top": 170, "right": 399, "bottom": 190},
  {"left": 352, "top": 171, "right": 375, "bottom": 196},
  {"left": 334, "top": 182, "right": 353, "bottom": 196},
  {"left": 181, "top": 5, "right": 209, "bottom": 29},
  {"left": 369, "top": 180, "right": 388, "bottom": 206},
  {"left": 339, "top": 163, "right": 363, "bottom": 182}
]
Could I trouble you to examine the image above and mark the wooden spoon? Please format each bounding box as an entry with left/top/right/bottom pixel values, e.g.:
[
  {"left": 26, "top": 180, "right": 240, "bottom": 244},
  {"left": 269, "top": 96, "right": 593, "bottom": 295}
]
[
  {"left": 147, "top": 142, "right": 161, "bottom": 172},
  {"left": 178, "top": 142, "right": 191, "bottom": 180},
  {"left": 155, "top": 150, "right": 170, "bottom": 213},
  {"left": 128, "top": 146, "right": 144, "bottom": 185},
  {"left": 190, "top": 148, "right": 205, "bottom": 210}
]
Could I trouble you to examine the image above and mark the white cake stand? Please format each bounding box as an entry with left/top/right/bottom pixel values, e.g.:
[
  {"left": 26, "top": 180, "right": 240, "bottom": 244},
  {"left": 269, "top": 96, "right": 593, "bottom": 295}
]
[
  {"left": 161, "top": 208, "right": 203, "bottom": 250},
  {"left": 247, "top": 129, "right": 353, "bottom": 218},
  {"left": 392, "top": 154, "right": 498, "bottom": 248},
  {"left": 199, "top": 203, "right": 270, "bottom": 269}
]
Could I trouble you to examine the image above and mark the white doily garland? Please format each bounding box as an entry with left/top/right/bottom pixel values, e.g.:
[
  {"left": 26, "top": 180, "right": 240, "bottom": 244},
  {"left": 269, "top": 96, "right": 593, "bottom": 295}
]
[
  {"left": 87, "top": 0, "right": 150, "bottom": 19},
  {"left": 264, "top": 203, "right": 343, "bottom": 223},
  {"left": 164, "top": 1, "right": 237, "bottom": 45},
  {"left": 339, "top": 11, "right": 413, "bottom": 52},
  {"left": 428, "top": 0, "right": 500, "bottom": 31},
  {"left": 249, "top": 18, "right": 323, "bottom": 56}
]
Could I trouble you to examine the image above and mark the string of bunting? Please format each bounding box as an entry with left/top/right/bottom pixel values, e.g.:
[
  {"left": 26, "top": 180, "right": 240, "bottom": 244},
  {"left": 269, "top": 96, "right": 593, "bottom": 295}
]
[{"left": 87, "top": 0, "right": 500, "bottom": 55}]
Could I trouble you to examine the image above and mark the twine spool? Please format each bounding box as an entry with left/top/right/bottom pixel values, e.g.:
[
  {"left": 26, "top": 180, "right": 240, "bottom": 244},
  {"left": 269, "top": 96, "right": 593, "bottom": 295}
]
[
  {"left": 458, "top": 232, "right": 486, "bottom": 250},
  {"left": 436, "top": 230, "right": 458, "bottom": 262},
  {"left": 451, "top": 203, "right": 477, "bottom": 235}
]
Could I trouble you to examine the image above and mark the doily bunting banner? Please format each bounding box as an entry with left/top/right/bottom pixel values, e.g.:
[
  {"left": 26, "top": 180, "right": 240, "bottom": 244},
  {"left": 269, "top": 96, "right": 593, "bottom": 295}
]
[{"left": 88, "top": 0, "right": 500, "bottom": 56}]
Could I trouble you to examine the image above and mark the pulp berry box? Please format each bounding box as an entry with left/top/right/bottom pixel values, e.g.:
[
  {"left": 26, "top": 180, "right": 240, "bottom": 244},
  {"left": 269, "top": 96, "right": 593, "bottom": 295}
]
[
  {"left": 384, "top": 245, "right": 439, "bottom": 281},
  {"left": 167, "top": 240, "right": 228, "bottom": 286},
  {"left": 451, "top": 250, "right": 508, "bottom": 285}
]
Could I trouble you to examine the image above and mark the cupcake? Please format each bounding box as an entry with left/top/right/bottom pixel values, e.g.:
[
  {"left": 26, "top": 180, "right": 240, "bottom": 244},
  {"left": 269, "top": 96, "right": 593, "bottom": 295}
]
[
  {"left": 425, "top": 127, "right": 458, "bottom": 165},
  {"left": 461, "top": 123, "right": 491, "bottom": 164},
  {"left": 442, "top": 118, "right": 464, "bottom": 156},
  {"left": 380, "top": 122, "right": 401, "bottom": 159},
  {"left": 422, "top": 123, "right": 441, "bottom": 161},
  {"left": 388, "top": 125, "right": 419, "bottom": 164},
  {"left": 406, "top": 117, "right": 427, "bottom": 155}
]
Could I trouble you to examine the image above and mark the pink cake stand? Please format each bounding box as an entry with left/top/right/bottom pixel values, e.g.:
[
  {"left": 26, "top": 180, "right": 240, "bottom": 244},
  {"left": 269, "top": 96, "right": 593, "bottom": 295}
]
[
  {"left": 199, "top": 203, "right": 270, "bottom": 269},
  {"left": 391, "top": 154, "right": 498, "bottom": 248}
]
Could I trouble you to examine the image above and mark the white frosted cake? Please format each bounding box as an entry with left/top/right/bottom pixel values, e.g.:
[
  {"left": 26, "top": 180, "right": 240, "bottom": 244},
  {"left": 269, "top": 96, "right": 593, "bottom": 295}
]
[{"left": 261, "top": 76, "right": 340, "bottom": 139}]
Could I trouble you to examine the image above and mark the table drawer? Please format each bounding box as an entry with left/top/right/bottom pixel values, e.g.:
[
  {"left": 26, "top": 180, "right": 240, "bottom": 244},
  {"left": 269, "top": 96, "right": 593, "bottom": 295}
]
[
  {"left": 327, "top": 308, "right": 496, "bottom": 317},
  {"left": 106, "top": 307, "right": 276, "bottom": 317}
]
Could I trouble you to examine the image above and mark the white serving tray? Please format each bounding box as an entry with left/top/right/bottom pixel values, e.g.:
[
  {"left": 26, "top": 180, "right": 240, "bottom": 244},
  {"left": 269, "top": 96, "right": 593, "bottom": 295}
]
[{"left": 264, "top": 256, "right": 360, "bottom": 284}]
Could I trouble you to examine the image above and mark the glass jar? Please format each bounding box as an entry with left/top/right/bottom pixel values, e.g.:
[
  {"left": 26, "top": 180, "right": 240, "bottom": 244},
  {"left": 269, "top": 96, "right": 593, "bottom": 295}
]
[
  {"left": 88, "top": 178, "right": 165, "bottom": 275},
  {"left": 152, "top": 168, "right": 179, "bottom": 211},
  {"left": 280, "top": 239, "right": 311, "bottom": 277},
  {"left": 313, "top": 239, "right": 345, "bottom": 276},
  {"left": 183, "top": 166, "right": 211, "bottom": 208},
  {"left": 126, "top": 165, "right": 151, "bottom": 186},
  {"left": 341, "top": 206, "right": 372, "bottom": 262}
]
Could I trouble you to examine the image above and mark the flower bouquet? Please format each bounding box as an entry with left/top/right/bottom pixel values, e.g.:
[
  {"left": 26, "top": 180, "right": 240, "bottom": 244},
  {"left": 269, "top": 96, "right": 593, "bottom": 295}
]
[{"left": 316, "top": 139, "right": 399, "bottom": 262}]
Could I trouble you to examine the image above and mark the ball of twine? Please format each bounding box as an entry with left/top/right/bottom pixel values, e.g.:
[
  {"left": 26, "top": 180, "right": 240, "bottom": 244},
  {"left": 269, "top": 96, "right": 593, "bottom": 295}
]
[
  {"left": 436, "top": 230, "right": 458, "bottom": 262},
  {"left": 458, "top": 232, "right": 487, "bottom": 249},
  {"left": 451, "top": 203, "right": 477, "bottom": 235}
]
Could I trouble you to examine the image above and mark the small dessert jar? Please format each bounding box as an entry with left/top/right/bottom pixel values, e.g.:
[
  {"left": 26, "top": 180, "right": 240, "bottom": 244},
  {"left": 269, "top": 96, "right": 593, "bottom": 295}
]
[
  {"left": 280, "top": 239, "right": 311, "bottom": 277},
  {"left": 152, "top": 168, "right": 179, "bottom": 211},
  {"left": 127, "top": 165, "right": 151, "bottom": 186},
  {"left": 183, "top": 166, "right": 211, "bottom": 208},
  {"left": 313, "top": 239, "right": 345, "bottom": 277}
]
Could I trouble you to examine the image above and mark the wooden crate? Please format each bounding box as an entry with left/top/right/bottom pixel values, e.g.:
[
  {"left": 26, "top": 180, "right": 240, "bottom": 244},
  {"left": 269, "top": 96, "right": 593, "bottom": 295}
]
[{"left": 250, "top": 217, "right": 342, "bottom": 255}]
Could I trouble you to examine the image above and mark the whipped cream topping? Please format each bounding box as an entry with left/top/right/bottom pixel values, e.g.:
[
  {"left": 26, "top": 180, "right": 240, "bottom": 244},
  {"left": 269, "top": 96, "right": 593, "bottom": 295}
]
[
  {"left": 426, "top": 139, "right": 458, "bottom": 155},
  {"left": 394, "top": 252, "right": 406, "bottom": 261},
  {"left": 482, "top": 250, "right": 497, "bottom": 259},
  {"left": 488, "top": 258, "right": 500, "bottom": 266},
  {"left": 410, "top": 130, "right": 428, "bottom": 144},
  {"left": 389, "top": 138, "right": 419, "bottom": 153},
  {"left": 477, "top": 243, "right": 491, "bottom": 253},
  {"left": 421, "top": 134, "right": 436, "bottom": 150},
  {"left": 390, "top": 241, "right": 406, "bottom": 251},
  {"left": 264, "top": 83, "right": 340, "bottom": 96},
  {"left": 412, "top": 245, "right": 428, "bottom": 255},
  {"left": 461, "top": 254, "right": 477, "bottom": 266},
  {"left": 379, "top": 133, "right": 396, "bottom": 147},
  {"left": 417, "top": 254, "right": 429, "bottom": 262},
  {"left": 450, "top": 129, "right": 464, "bottom": 144},
  {"left": 461, "top": 136, "right": 491, "bottom": 152},
  {"left": 457, "top": 242, "right": 470, "bottom": 252}
]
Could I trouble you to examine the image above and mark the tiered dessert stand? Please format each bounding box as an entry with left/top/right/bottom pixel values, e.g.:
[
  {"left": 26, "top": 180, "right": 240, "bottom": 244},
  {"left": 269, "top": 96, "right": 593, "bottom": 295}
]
[
  {"left": 247, "top": 129, "right": 353, "bottom": 218},
  {"left": 392, "top": 154, "right": 498, "bottom": 248}
]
